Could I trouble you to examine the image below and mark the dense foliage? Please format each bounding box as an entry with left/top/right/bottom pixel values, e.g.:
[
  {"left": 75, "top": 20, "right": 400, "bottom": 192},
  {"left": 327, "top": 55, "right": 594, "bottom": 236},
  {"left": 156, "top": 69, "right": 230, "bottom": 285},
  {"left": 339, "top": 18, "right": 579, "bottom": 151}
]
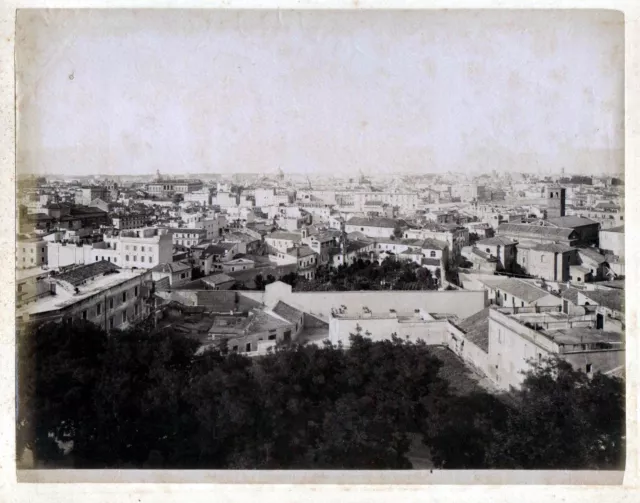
[
  {"left": 291, "top": 257, "right": 440, "bottom": 292},
  {"left": 424, "top": 358, "right": 625, "bottom": 469},
  {"left": 17, "top": 321, "right": 625, "bottom": 469}
]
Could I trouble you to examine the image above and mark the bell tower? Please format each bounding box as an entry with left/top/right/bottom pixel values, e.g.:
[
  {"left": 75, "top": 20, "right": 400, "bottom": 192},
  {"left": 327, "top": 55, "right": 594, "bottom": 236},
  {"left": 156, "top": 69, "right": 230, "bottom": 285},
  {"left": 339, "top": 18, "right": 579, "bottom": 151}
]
[{"left": 546, "top": 186, "right": 566, "bottom": 219}]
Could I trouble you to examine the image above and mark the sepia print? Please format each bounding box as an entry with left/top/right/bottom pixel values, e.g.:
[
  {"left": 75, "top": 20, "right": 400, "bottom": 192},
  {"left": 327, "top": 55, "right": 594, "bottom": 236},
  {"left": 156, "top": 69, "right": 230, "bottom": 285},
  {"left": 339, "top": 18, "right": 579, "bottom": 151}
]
[{"left": 14, "top": 9, "right": 626, "bottom": 473}]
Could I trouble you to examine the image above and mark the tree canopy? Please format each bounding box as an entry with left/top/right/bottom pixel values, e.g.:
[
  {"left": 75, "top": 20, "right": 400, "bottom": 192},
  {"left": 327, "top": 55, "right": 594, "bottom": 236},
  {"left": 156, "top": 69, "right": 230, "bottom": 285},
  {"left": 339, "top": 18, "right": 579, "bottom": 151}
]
[
  {"left": 293, "top": 257, "right": 440, "bottom": 292},
  {"left": 17, "top": 321, "right": 625, "bottom": 470}
]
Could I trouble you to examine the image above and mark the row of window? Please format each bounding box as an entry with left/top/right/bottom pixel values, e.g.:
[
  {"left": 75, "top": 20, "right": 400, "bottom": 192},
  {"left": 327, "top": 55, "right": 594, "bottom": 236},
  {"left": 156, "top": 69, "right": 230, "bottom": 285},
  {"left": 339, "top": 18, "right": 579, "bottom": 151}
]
[
  {"left": 21, "top": 247, "right": 46, "bottom": 254},
  {"left": 80, "top": 286, "right": 140, "bottom": 320},
  {"left": 22, "top": 256, "right": 46, "bottom": 264},
  {"left": 124, "top": 245, "right": 149, "bottom": 252}
]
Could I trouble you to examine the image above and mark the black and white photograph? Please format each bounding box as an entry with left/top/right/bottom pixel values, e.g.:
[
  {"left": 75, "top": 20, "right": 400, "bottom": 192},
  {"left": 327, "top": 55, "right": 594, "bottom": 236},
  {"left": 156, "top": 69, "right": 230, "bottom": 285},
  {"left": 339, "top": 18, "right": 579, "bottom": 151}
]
[{"left": 13, "top": 8, "right": 627, "bottom": 475}]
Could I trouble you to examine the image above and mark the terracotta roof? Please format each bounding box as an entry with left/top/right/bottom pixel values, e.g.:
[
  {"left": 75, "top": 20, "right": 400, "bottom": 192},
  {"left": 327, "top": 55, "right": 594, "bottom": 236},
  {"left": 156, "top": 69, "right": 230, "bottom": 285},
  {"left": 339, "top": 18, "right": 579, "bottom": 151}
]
[
  {"left": 56, "top": 260, "right": 120, "bottom": 286},
  {"left": 268, "top": 231, "right": 302, "bottom": 241},
  {"left": 346, "top": 217, "right": 400, "bottom": 228},
  {"left": 456, "top": 307, "right": 490, "bottom": 352},
  {"left": 581, "top": 289, "right": 624, "bottom": 313},
  {"left": 546, "top": 216, "right": 598, "bottom": 228},
  {"left": 531, "top": 242, "right": 575, "bottom": 253},
  {"left": 497, "top": 223, "right": 576, "bottom": 239},
  {"left": 272, "top": 301, "right": 304, "bottom": 324},
  {"left": 477, "top": 236, "right": 518, "bottom": 246}
]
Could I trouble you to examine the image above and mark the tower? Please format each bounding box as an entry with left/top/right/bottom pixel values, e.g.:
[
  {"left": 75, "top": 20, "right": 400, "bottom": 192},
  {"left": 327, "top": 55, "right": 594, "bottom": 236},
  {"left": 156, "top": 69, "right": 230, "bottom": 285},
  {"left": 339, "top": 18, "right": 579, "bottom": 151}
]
[{"left": 546, "top": 186, "right": 566, "bottom": 219}]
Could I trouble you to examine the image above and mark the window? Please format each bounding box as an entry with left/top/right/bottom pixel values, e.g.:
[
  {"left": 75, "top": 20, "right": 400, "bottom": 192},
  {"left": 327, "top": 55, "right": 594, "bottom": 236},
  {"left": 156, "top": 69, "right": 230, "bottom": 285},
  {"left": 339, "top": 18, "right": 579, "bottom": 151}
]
[
  {"left": 498, "top": 330, "right": 504, "bottom": 344},
  {"left": 486, "top": 248, "right": 490, "bottom": 253},
  {"left": 114, "top": 257, "right": 117, "bottom": 263},
  {"left": 126, "top": 255, "right": 130, "bottom": 261},
  {"left": 134, "top": 286, "right": 139, "bottom": 297},
  {"left": 82, "top": 310, "right": 87, "bottom": 320},
  {"left": 122, "top": 292, "right": 127, "bottom": 302},
  {"left": 268, "top": 334, "right": 277, "bottom": 341},
  {"left": 586, "top": 363, "right": 593, "bottom": 373},
  {"left": 134, "top": 304, "right": 139, "bottom": 316},
  {"left": 232, "top": 345, "right": 239, "bottom": 352},
  {"left": 430, "top": 251, "right": 436, "bottom": 257},
  {"left": 246, "top": 343, "right": 252, "bottom": 352},
  {"left": 109, "top": 298, "right": 114, "bottom": 309},
  {"left": 109, "top": 317, "right": 114, "bottom": 329},
  {"left": 521, "top": 301, "right": 525, "bottom": 307},
  {"left": 133, "top": 246, "right": 137, "bottom": 251},
  {"left": 141, "top": 256, "right": 145, "bottom": 263},
  {"left": 149, "top": 256, "right": 152, "bottom": 263},
  {"left": 141, "top": 246, "right": 145, "bottom": 252},
  {"left": 133, "top": 256, "right": 137, "bottom": 262},
  {"left": 41, "top": 247, "right": 45, "bottom": 253},
  {"left": 97, "top": 303, "right": 101, "bottom": 315},
  {"left": 122, "top": 311, "right": 127, "bottom": 323},
  {"left": 504, "top": 293, "right": 507, "bottom": 300}
]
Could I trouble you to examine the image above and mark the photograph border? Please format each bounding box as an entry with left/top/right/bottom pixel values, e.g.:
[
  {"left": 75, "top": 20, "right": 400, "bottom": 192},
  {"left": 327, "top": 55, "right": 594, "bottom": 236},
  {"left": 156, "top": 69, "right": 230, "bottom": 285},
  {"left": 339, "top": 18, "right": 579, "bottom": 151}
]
[{"left": 1, "top": 0, "right": 638, "bottom": 500}]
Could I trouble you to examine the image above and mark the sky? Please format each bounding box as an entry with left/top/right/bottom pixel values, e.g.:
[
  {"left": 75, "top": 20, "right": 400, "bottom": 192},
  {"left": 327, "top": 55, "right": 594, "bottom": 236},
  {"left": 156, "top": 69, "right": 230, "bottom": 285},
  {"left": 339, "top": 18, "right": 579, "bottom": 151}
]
[{"left": 16, "top": 9, "right": 624, "bottom": 177}]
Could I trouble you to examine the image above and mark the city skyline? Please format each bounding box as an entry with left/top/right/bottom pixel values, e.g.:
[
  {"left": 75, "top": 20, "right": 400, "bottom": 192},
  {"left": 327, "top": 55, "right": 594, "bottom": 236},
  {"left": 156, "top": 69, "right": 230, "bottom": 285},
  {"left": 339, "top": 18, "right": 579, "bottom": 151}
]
[{"left": 17, "top": 10, "right": 624, "bottom": 177}]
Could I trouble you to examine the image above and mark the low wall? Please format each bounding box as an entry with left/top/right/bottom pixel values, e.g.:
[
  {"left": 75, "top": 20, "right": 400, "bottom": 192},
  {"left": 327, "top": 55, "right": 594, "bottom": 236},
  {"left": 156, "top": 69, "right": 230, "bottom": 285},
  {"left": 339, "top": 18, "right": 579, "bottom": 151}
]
[{"left": 262, "top": 282, "right": 487, "bottom": 320}]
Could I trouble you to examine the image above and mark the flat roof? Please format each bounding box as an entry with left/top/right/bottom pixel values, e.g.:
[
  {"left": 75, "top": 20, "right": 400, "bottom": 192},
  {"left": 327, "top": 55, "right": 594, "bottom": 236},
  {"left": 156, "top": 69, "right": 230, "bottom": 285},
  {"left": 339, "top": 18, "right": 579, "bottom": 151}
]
[{"left": 19, "top": 268, "right": 148, "bottom": 316}]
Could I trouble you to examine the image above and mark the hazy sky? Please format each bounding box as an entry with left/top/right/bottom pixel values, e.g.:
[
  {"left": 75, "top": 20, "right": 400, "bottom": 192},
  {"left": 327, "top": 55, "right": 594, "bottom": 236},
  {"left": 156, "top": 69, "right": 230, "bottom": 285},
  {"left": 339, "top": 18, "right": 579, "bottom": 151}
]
[{"left": 16, "top": 9, "right": 624, "bottom": 177}]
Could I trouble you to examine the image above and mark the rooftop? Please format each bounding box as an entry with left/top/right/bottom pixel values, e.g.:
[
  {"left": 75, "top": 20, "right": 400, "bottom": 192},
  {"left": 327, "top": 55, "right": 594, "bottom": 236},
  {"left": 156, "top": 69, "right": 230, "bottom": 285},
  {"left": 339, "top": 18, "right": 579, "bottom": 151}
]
[
  {"left": 602, "top": 225, "right": 624, "bottom": 233},
  {"left": 482, "top": 277, "right": 554, "bottom": 303},
  {"left": 56, "top": 260, "right": 120, "bottom": 287},
  {"left": 477, "top": 236, "right": 518, "bottom": 246},
  {"left": 531, "top": 242, "right": 575, "bottom": 254},
  {"left": 272, "top": 301, "right": 304, "bottom": 324},
  {"left": 497, "top": 223, "right": 576, "bottom": 239},
  {"left": 202, "top": 273, "right": 235, "bottom": 285},
  {"left": 269, "top": 231, "right": 303, "bottom": 241},
  {"left": 546, "top": 216, "right": 598, "bottom": 228},
  {"left": 346, "top": 216, "right": 400, "bottom": 228},
  {"left": 456, "top": 307, "right": 489, "bottom": 352},
  {"left": 581, "top": 289, "right": 624, "bottom": 313},
  {"left": 19, "top": 267, "right": 148, "bottom": 316}
]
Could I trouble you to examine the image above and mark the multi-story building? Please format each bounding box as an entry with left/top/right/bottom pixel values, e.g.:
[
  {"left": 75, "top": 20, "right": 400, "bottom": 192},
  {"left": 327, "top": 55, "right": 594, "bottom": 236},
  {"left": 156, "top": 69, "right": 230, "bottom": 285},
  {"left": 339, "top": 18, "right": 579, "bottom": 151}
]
[
  {"left": 147, "top": 179, "right": 203, "bottom": 197},
  {"left": 169, "top": 228, "right": 208, "bottom": 248},
  {"left": 345, "top": 217, "right": 403, "bottom": 239},
  {"left": 486, "top": 306, "right": 623, "bottom": 390},
  {"left": 212, "top": 191, "right": 239, "bottom": 208},
  {"left": 183, "top": 188, "right": 213, "bottom": 206},
  {"left": 17, "top": 236, "right": 48, "bottom": 270},
  {"left": 265, "top": 230, "right": 303, "bottom": 252},
  {"left": 475, "top": 236, "right": 518, "bottom": 272},
  {"left": 497, "top": 217, "right": 599, "bottom": 248},
  {"left": 517, "top": 242, "right": 575, "bottom": 282},
  {"left": 302, "top": 232, "right": 334, "bottom": 266},
  {"left": 47, "top": 228, "right": 173, "bottom": 270},
  {"left": 599, "top": 225, "right": 624, "bottom": 259},
  {"left": 112, "top": 213, "right": 147, "bottom": 230},
  {"left": 76, "top": 186, "right": 111, "bottom": 206},
  {"left": 17, "top": 261, "right": 153, "bottom": 332},
  {"left": 404, "top": 223, "right": 468, "bottom": 258},
  {"left": 254, "top": 188, "right": 292, "bottom": 207},
  {"left": 335, "top": 191, "right": 419, "bottom": 214}
]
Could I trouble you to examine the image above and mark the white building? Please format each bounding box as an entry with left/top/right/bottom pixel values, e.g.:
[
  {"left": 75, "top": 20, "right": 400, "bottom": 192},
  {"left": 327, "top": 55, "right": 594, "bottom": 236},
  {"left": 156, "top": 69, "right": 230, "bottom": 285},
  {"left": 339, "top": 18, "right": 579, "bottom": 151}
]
[
  {"left": 17, "top": 237, "right": 48, "bottom": 269},
  {"left": 17, "top": 261, "right": 153, "bottom": 332},
  {"left": 345, "top": 217, "right": 402, "bottom": 239}
]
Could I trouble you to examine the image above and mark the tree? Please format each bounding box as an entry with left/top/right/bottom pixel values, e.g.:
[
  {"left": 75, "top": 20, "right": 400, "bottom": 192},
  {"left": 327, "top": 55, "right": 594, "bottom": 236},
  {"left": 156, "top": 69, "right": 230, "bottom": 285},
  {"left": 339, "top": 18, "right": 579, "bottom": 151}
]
[
  {"left": 392, "top": 226, "right": 404, "bottom": 239},
  {"left": 423, "top": 357, "right": 625, "bottom": 470}
]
